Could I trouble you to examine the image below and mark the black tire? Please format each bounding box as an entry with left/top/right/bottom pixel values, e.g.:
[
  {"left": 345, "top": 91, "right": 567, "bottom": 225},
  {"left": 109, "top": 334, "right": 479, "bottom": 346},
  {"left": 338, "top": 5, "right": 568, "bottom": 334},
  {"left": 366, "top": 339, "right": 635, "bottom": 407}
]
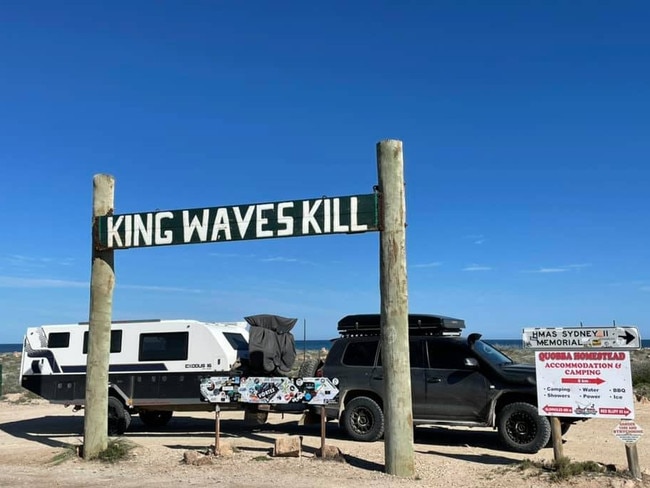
[
  {"left": 139, "top": 410, "right": 173, "bottom": 429},
  {"left": 297, "top": 358, "right": 320, "bottom": 378},
  {"left": 341, "top": 396, "right": 384, "bottom": 442},
  {"left": 243, "top": 407, "right": 269, "bottom": 426},
  {"left": 498, "top": 402, "right": 551, "bottom": 454},
  {"left": 107, "top": 396, "right": 128, "bottom": 436}
]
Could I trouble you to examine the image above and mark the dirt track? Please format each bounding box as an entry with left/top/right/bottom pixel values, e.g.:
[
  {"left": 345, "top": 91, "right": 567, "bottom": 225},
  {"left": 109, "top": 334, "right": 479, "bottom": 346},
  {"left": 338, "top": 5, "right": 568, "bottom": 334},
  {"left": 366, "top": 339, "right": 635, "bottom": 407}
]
[{"left": 1, "top": 399, "right": 649, "bottom": 487}]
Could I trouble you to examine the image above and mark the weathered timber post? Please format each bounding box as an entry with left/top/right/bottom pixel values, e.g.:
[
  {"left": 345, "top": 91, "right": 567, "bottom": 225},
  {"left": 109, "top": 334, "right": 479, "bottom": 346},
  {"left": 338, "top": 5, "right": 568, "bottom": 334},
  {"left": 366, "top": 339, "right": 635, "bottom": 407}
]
[
  {"left": 550, "top": 416, "right": 564, "bottom": 460},
  {"left": 626, "top": 443, "right": 642, "bottom": 480},
  {"left": 376, "top": 139, "right": 414, "bottom": 477},
  {"left": 84, "top": 174, "right": 115, "bottom": 459}
]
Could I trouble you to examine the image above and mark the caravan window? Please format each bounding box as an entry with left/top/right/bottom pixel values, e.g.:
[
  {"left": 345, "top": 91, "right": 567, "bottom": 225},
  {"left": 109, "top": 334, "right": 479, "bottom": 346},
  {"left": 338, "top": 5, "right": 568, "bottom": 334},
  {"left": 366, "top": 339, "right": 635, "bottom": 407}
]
[
  {"left": 47, "top": 332, "right": 70, "bottom": 348},
  {"left": 224, "top": 332, "right": 248, "bottom": 352},
  {"left": 139, "top": 332, "right": 189, "bottom": 361},
  {"left": 82, "top": 330, "right": 123, "bottom": 354}
]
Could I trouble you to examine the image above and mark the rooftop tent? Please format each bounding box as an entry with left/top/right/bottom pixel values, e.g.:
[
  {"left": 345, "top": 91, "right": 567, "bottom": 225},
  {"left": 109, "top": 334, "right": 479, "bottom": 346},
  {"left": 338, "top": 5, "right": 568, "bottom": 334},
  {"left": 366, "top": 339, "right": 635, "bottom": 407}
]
[
  {"left": 245, "top": 314, "right": 298, "bottom": 375},
  {"left": 337, "top": 313, "right": 465, "bottom": 336}
]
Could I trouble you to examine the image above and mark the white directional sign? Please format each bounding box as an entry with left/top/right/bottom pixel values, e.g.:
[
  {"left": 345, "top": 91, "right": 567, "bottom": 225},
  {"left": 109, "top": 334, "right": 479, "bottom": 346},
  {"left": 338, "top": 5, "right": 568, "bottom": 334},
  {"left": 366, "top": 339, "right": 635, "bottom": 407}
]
[
  {"left": 534, "top": 350, "right": 635, "bottom": 419},
  {"left": 523, "top": 326, "right": 641, "bottom": 351}
]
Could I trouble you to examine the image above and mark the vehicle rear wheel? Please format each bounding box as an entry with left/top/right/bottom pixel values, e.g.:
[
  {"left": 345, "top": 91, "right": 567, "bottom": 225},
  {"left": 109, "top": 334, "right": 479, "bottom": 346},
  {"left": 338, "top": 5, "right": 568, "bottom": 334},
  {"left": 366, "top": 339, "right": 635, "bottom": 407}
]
[
  {"left": 498, "top": 402, "right": 551, "bottom": 453},
  {"left": 243, "top": 407, "right": 269, "bottom": 426},
  {"left": 341, "top": 396, "right": 384, "bottom": 442},
  {"left": 107, "top": 396, "right": 128, "bottom": 436},
  {"left": 139, "top": 410, "right": 173, "bottom": 429}
]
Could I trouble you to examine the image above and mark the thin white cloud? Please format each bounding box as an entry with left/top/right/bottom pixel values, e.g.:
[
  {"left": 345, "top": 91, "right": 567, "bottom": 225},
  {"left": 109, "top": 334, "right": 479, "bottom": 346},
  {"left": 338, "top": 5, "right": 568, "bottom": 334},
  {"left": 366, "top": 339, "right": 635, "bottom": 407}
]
[
  {"left": 4, "top": 254, "right": 75, "bottom": 267},
  {"left": 0, "top": 275, "right": 203, "bottom": 293},
  {"left": 526, "top": 264, "right": 591, "bottom": 274},
  {"left": 411, "top": 262, "right": 442, "bottom": 269},
  {"left": 120, "top": 284, "right": 204, "bottom": 293},
  {"left": 261, "top": 257, "right": 300, "bottom": 263},
  {"left": 640, "top": 286, "right": 650, "bottom": 292},
  {"left": 463, "top": 265, "right": 492, "bottom": 272},
  {"left": 0, "top": 276, "right": 87, "bottom": 288}
]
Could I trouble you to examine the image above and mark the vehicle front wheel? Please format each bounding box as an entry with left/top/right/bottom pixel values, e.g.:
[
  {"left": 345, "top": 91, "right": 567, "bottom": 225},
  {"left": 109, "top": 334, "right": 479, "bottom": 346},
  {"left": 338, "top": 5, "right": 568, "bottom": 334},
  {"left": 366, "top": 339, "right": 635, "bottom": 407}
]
[
  {"left": 139, "top": 410, "right": 173, "bottom": 429},
  {"left": 341, "top": 396, "right": 384, "bottom": 442},
  {"left": 498, "top": 402, "right": 551, "bottom": 453}
]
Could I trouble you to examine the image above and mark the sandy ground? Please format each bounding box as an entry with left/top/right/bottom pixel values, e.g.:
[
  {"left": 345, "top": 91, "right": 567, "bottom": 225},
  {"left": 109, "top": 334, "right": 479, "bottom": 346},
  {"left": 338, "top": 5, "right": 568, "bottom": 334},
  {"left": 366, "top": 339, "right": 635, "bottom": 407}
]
[{"left": 0, "top": 399, "right": 649, "bottom": 488}]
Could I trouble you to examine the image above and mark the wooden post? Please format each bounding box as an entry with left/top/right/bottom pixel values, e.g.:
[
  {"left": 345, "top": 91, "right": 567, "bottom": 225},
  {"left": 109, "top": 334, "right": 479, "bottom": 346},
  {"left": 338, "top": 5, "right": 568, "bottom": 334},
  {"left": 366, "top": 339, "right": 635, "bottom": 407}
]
[
  {"left": 550, "top": 416, "right": 564, "bottom": 460},
  {"left": 376, "top": 139, "right": 414, "bottom": 477},
  {"left": 83, "top": 174, "right": 115, "bottom": 459},
  {"left": 625, "top": 444, "right": 642, "bottom": 480},
  {"left": 214, "top": 404, "right": 221, "bottom": 456},
  {"left": 320, "top": 405, "right": 326, "bottom": 454}
]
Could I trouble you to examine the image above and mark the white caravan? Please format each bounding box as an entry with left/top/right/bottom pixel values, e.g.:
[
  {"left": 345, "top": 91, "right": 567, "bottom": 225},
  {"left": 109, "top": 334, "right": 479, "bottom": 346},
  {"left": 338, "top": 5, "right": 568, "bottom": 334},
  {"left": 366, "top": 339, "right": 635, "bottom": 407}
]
[{"left": 20, "top": 315, "right": 309, "bottom": 434}]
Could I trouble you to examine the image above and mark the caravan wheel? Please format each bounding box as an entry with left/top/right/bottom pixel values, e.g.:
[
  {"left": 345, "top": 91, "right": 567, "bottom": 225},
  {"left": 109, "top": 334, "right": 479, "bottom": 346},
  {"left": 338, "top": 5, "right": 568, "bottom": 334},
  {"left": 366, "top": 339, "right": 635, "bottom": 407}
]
[{"left": 107, "top": 397, "right": 129, "bottom": 436}]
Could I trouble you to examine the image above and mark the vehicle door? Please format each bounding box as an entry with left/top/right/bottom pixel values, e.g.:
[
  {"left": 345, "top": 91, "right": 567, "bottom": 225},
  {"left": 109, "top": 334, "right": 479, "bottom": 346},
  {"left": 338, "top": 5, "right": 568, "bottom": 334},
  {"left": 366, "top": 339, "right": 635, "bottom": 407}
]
[
  {"left": 370, "top": 339, "right": 427, "bottom": 414},
  {"left": 422, "top": 339, "right": 491, "bottom": 421}
]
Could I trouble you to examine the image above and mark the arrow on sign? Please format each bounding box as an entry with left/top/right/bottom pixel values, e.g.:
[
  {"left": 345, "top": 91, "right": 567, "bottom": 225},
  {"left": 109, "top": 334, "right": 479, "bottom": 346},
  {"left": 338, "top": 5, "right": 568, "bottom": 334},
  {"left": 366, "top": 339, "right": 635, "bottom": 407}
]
[
  {"left": 618, "top": 330, "right": 636, "bottom": 345},
  {"left": 599, "top": 407, "right": 632, "bottom": 416},
  {"left": 543, "top": 405, "right": 573, "bottom": 414},
  {"left": 561, "top": 377, "right": 605, "bottom": 385}
]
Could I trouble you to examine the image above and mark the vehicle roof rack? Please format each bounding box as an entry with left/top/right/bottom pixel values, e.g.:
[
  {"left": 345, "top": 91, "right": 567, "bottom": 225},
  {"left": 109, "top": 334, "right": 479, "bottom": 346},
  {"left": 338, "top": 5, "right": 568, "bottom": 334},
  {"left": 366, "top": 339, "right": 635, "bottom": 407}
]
[{"left": 337, "top": 314, "right": 465, "bottom": 337}]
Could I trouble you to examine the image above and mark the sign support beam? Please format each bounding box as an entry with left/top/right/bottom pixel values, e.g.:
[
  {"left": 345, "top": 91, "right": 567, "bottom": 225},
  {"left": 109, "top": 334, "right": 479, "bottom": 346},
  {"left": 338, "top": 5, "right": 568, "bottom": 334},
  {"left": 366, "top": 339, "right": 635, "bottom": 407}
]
[
  {"left": 377, "top": 139, "right": 414, "bottom": 477},
  {"left": 84, "top": 174, "right": 115, "bottom": 459}
]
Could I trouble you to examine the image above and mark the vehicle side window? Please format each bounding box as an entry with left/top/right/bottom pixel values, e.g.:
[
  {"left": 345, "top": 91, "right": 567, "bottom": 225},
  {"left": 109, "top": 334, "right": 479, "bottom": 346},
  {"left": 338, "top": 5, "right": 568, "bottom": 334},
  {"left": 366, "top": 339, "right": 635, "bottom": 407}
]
[
  {"left": 47, "top": 332, "right": 70, "bottom": 348},
  {"left": 342, "top": 340, "right": 378, "bottom": 366},
  {"left": 139, "top": 332, "right": 189, "bottom": 361},
  {"left": 376, "top": 339, "right": 426, "bottom": 368},
  {"left": 426, "top": 340, "right": 471, "bottom": 369},
  {"left": 409, "top": 339, "right": 427, "bottom": 368},
  {"left": 82, "top": 330, "right": 123, "bottom": 354}
]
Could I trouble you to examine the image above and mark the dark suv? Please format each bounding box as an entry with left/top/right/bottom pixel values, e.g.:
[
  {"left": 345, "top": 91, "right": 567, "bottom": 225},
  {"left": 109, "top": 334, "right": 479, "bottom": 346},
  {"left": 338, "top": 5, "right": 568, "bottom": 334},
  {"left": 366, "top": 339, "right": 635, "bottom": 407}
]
[{"left": 317, "top": 313, "right": 580, "bottom": 454}]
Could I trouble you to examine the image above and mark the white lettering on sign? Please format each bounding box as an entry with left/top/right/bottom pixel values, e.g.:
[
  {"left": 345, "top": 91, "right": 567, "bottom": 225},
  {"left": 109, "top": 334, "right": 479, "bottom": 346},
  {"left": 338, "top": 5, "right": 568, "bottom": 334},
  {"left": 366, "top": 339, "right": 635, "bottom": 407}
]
[
  {"left": 106, "top": 215, "right": 124, "bottom": 248},
  {"left": 256, "top": 203, "right": 274, "bottom": 238},
  {"left": 350, "top": 197, "right": 369, "bottom": 232},
  {"left": 155, "top": 212, "right": 173, "bottom": 244},
  {"left": 233, "top": 206, "right": 254, "bottom": 237},
  {"left": 100, "top": 195, "right": 374, "bottom": 248},
  {"left": 303, "top": 199, "right": 322, "bottom": 234},
  {"left": 211, "top": 207, "right": 231, "bottom": 241},
  {"left": 183, "top": 209, "right": 209, "bottom": 243},
  {"left": 133, "top": 213, "right": 153, "bottom": 246},
  {"left": 277, "top": 202, "right": 294, "bottom": 236}
]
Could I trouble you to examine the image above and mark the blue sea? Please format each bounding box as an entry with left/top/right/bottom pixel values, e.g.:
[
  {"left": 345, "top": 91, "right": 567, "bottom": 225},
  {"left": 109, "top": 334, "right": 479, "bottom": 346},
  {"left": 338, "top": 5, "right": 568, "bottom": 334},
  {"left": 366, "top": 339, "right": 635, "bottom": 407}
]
[{"left": 2, "top": 338, "right": 648, "bottom": 354}]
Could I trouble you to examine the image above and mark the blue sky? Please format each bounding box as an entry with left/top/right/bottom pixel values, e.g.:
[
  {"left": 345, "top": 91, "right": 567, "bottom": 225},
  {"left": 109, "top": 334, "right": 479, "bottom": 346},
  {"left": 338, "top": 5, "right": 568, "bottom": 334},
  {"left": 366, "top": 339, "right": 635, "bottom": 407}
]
[{"left": 1, "top": 1, "right": 648, "bottom": 342}]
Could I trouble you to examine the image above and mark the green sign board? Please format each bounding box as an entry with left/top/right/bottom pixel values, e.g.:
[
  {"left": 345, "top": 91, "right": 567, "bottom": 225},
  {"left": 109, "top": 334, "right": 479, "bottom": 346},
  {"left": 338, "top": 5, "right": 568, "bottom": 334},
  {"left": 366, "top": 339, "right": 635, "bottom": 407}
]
[{"left": 96, "top": 193, "right": 379, "bottom": 249}]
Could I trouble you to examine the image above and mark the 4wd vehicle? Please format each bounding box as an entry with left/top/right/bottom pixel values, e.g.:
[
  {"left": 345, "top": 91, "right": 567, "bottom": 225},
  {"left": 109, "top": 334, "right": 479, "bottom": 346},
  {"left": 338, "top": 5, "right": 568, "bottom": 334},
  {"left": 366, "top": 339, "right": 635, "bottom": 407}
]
[{"left": 317, "top": 313, "right": 581, "bottom": 454}]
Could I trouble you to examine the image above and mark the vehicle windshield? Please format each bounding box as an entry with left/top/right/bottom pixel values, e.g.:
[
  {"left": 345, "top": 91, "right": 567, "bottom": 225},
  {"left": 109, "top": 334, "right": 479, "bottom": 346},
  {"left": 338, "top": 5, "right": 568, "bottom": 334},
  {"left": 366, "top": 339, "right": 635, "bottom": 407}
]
[{"left": 472, "top": 340, "right": 513, "bottom": 366}]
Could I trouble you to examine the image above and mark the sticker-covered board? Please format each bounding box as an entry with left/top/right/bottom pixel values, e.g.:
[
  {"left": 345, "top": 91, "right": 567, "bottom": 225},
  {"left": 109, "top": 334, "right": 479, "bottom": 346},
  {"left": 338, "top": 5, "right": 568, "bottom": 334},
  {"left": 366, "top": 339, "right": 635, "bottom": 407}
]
[{"left": 200, "top": 376, "right": 339, "bottom": 405}]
